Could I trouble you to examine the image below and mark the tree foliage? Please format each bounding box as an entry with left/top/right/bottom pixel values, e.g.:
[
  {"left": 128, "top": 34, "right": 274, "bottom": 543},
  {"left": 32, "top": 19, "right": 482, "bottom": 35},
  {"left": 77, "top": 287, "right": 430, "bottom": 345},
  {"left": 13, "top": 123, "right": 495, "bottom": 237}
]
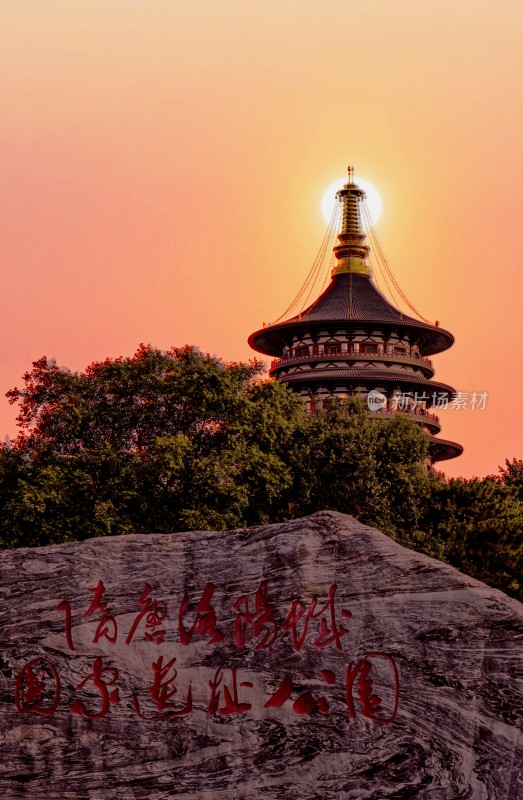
[
  {"left": 496, "top": 458, "right": 523, "bottom": 502},
  {"left": 288, "top": 399, "right": 430, "bottom": 535},
  {"left": 1, "top": 344, "right": 521, "bottom": 602},
  {"left": 418, "top": 476, "right": 523, "bottom": 600},
  {"left": 1, "top": 345, "right": 303, "bottom": 543}
]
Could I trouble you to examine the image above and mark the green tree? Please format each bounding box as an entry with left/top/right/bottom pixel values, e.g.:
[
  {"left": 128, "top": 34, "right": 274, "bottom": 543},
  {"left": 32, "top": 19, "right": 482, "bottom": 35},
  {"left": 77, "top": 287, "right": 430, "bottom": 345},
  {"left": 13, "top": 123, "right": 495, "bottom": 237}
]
[
  {"left": 496, "top": 458, "right": 523, "bottom": 502},
  {"left": 1, "top": 345, "right": 304, "bottom": 545},
  {"left": 420, "top": 476, "right": 523, "bottom": 600},
  {"left": 288, "top": 398, "right": 430, "bottom": 537}
]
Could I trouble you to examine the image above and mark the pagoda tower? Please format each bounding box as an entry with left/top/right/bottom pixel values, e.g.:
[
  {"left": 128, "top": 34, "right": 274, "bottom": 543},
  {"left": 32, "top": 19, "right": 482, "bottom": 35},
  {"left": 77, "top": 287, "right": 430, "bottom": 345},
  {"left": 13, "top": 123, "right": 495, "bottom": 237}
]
[{"left": 248, "top": 168, "right": 462, "bottom": 464}]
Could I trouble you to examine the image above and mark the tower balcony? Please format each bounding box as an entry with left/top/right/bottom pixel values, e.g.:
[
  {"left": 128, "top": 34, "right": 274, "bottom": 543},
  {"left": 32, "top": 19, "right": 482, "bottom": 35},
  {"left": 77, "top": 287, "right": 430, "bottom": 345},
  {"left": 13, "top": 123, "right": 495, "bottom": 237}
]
[
  {"left": 270, "top": 346, "right": 434, "bottom": 378},
  {"left": 369, "top": 406, "right": 441, "bottom": 434},
  {"left": 429, "top": 436, "right": 464, "bottom": 462}
]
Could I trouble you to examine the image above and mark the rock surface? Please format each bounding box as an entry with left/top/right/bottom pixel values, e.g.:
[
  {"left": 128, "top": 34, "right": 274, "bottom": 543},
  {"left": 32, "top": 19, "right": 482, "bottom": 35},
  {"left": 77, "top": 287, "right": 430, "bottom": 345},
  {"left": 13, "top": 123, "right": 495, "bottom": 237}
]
[{"left": 0, "top": 510, "right": 522, "bottom": 800}]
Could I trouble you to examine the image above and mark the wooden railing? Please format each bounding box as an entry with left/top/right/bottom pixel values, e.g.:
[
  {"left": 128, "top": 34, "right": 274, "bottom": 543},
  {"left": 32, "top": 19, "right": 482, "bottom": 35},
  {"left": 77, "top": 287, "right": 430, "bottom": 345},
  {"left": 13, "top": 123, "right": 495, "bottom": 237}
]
[
  {"left": 370, "top": 406, "right": 441, "bottom": 429},
  {"left": 271, "top": 347, "right": 433, "bottom": 371}
]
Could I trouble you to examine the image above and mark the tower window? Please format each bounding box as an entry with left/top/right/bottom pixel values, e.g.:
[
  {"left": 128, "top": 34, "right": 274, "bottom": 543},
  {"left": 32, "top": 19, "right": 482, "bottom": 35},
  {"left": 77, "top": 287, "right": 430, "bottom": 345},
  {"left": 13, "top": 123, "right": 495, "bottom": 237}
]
[
  {"left": 323, "top": 343, "right": 341, "bottom": 355},
  {"left": 360, "top": 342, "right": 378, "bottom": 354},
  {"left": 294, "top": 345, "right": 309, "bottom": 357}
]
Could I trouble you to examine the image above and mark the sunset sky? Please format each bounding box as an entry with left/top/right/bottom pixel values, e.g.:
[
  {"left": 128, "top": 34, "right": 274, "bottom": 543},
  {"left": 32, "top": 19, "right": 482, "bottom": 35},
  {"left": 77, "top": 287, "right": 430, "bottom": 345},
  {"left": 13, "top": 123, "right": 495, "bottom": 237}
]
[{"left": 1, "top": 0, "right": 522, "bottom": 478}]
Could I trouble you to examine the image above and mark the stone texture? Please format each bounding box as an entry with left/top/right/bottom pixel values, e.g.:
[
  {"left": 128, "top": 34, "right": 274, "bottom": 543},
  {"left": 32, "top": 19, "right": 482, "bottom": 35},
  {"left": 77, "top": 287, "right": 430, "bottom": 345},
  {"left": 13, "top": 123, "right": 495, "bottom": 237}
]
[{"left": 0, "top": 510, "right": 522, "bottom": 799}]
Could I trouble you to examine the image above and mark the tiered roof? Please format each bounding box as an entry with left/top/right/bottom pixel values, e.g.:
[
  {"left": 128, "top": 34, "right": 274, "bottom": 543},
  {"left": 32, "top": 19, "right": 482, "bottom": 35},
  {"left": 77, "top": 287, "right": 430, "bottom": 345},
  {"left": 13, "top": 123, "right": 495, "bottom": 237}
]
[{"left": 249, "top": 272, "right": 453, "bottom": 357}]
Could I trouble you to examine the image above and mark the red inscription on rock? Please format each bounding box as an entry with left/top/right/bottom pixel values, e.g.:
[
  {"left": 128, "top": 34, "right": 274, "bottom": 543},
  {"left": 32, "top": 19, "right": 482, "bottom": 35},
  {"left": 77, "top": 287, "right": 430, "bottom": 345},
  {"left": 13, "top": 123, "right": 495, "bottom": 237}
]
[
  {"left": 233, "top": 580, "right": 278, "bottom": 650},
  {"left": 345, "top": 653, "right": 399, "bottom": 724},
  {"left": 70, "top": 656, "right": 120, "bottom": 720},
  {"left": 178, "top": 582, "right": 225, "bottom": 646},
  {"left": 126, "top": 583, "right": 167, "bottom": 646},
  {"left": 15, "top": 658, "right": 60, "bottom": 717},
  {"left": 208, "top": 668, "right": 253, "bottom": 716},
  {"left": 85, "top": 580, "right": 118, "bottom": 644},
  {"left": 282, "top": 584, "right": 352, "bottom": 651},
  {"left": 132, "top": 656, "right": 193, "bottom": 720}
]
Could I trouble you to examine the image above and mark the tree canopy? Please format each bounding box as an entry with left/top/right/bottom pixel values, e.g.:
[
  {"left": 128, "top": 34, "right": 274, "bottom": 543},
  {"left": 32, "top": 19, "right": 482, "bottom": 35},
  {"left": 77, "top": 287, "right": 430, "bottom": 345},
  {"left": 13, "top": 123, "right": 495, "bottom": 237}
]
[
  {"left": 1, "top": 344, "right": 521, "bottom": 601},
  {"left": 0, "top": 344, "right": 429, "bottom": 544},
  {"left": 1, "top": 346, "right": 303, "bottom": 542}
]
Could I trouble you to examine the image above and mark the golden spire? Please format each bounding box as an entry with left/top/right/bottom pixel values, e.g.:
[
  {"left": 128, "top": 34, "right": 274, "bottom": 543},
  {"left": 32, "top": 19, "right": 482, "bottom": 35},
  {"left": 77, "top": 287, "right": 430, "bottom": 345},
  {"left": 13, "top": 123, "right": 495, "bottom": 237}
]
[{"left": 332, "top": 165, "right": 371, "bottom": 277}]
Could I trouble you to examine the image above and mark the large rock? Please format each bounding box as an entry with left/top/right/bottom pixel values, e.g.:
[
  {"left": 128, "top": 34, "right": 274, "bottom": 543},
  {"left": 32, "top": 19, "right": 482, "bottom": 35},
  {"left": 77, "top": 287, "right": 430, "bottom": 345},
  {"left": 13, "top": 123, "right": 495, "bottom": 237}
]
[{"left": 0, "top": 511, "right": 522, "bottom": 799}]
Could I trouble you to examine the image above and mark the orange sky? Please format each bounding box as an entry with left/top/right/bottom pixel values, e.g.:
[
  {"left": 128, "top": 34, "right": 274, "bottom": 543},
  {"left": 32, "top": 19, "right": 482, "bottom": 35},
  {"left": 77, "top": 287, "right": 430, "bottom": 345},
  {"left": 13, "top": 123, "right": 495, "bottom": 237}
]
[{"left": 1, "top": 0, "right": 522, "bottom": 479}]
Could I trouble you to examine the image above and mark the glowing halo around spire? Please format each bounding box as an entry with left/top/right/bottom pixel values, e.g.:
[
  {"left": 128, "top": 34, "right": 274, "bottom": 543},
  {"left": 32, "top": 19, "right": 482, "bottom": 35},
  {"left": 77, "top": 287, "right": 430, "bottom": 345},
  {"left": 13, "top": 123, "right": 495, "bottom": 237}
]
[{"left": 321, "top": 176, "right": 383, "bottom": 226}]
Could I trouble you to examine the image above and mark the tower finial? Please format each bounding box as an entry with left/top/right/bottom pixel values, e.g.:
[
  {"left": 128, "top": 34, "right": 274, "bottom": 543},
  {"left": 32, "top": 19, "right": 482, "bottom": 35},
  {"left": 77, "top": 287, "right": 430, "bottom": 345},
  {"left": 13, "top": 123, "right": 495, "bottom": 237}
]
[{"left": 332, "top": 164, "right": 371, "bottom": 277}]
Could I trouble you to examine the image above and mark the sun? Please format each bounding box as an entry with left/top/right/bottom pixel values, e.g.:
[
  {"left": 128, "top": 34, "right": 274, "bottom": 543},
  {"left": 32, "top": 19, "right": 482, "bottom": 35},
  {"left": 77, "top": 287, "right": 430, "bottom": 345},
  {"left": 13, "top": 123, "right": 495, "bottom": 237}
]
[{"left": 321, "top": 176, "right": 383, "bottom": 226}]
